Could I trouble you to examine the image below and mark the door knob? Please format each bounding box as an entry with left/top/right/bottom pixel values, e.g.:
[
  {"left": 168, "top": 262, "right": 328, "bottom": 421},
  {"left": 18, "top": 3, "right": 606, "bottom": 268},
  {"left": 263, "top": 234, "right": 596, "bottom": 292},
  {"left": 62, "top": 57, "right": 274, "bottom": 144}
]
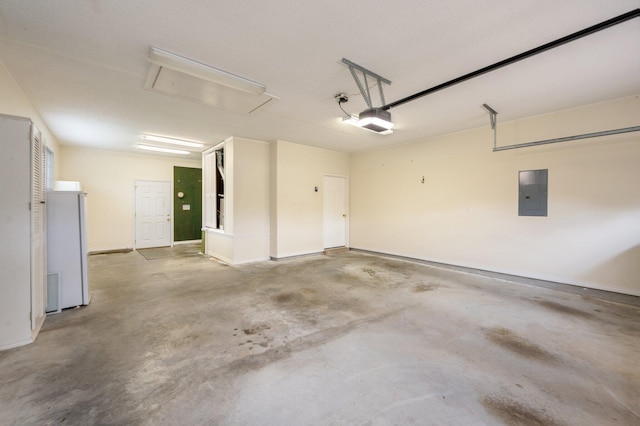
[{"left": 342, "top": 214, "right": 346, "bottom": 218}]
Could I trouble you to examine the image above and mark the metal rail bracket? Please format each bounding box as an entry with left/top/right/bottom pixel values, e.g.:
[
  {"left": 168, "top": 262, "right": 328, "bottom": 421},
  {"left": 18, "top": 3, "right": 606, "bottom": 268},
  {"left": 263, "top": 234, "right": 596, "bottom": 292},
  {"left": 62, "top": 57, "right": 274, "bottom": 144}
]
[
  {"left": 342, "top": 58, "right": 391, "bottom": 109},
  {"left": 483, "top": 103, "right": 498, "bottom": 148}
]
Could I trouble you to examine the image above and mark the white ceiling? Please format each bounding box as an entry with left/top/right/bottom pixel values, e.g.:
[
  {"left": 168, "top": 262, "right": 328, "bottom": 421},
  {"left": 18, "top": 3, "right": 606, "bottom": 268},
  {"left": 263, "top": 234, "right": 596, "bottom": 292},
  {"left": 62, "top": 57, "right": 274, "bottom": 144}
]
[{"left": 0, "top": 1, "right": 638, "bottom": 157}]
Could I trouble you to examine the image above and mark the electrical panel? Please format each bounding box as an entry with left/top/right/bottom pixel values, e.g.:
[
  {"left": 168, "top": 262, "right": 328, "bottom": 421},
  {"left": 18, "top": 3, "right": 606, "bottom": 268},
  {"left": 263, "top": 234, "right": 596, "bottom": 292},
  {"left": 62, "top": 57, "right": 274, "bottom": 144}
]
[{"left": 519, "top": 169, "right": 548, "bottom": 216}]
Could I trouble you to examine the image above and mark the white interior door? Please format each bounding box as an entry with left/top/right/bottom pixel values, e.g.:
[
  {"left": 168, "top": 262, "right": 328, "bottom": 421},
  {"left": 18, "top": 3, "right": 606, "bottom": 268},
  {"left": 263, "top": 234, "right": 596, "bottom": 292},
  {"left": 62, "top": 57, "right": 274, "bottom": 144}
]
[
  {"left": 323, "top": 175, "right": 347, "bottom": 249},
  {"left": 135, "top": 180, "right": 171, "bottom": 249}
]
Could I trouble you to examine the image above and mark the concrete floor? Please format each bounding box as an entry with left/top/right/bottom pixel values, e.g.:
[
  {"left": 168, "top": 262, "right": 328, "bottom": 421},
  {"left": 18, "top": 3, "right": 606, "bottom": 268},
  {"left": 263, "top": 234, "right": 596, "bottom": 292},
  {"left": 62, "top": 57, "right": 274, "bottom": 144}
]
[{"left": 1, "top": 245, "right": 639, "bottom": 425}]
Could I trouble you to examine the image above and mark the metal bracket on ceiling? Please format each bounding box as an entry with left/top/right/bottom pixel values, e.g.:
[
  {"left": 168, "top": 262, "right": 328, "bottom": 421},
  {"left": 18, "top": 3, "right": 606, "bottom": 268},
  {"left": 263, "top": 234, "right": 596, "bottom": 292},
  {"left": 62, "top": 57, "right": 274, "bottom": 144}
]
[
  {"left": 483, "top": 104, "right": 498, "bottom": 129},
  {"left": 482, "top": 103, "right": 498, "bottom": 149},
  {"left": 342, "top": 58, "right": 391, "bottom": 109}
]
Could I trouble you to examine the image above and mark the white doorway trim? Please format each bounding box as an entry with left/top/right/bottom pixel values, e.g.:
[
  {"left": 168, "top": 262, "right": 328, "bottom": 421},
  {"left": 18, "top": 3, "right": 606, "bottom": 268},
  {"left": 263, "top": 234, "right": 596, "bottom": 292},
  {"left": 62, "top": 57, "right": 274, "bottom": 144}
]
[
  {"left": 134, "top": 180, "right": 172, "bottom": 249},
  {"left": 323, "top": 174, "right": 349, "bottom": 249}
]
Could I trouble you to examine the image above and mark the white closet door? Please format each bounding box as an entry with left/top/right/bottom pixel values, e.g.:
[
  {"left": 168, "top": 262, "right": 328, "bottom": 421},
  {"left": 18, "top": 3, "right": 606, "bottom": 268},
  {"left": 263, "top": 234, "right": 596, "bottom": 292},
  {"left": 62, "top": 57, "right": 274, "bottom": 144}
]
[{"left": 30, "top": 126, "right": 46, "bottom": 330}]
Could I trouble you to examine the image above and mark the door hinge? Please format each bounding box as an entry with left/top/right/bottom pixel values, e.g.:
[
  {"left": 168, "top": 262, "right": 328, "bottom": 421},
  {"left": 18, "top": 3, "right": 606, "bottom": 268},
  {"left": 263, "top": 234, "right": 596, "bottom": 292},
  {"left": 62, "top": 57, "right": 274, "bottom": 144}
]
[{"left": 28, "top": 202, "right": 32, "bottom": 211}]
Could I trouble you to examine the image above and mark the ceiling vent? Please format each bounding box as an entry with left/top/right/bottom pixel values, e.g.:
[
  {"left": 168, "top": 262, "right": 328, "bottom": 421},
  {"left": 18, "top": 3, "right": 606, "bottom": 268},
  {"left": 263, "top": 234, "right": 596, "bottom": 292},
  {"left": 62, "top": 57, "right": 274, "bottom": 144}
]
[{"left": 145, "top": 47, "right": 277, "bottom": 114}]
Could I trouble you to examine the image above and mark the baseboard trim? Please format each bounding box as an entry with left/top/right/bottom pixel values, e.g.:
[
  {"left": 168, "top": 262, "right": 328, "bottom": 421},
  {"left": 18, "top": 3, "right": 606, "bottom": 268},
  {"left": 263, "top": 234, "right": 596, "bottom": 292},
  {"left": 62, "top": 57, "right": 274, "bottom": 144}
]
[
  {"left": 350, "top": 248, "right": 640, "bottom": 307},
  {"left": 0, "top": 337, "right": 33, "bottom": 352},
  {"left": 89, "top": 248, "right": 133, "bottom": 255},
  {"left": 173, "top": 240, "right": 202, "bottom": 245},
  {"left": 270, "top": 252, "right": 324, "bottom": 261}
]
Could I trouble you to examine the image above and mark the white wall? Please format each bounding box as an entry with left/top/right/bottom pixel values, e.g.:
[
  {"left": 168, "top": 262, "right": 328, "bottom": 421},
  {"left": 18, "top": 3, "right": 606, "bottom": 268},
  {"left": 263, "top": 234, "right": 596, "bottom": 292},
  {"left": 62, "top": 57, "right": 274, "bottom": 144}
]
[
  {"left": 271, "top": 140, "right": 350, "bottom": 258},
  {"left": 232, "top": 138, "right": 271, "bottom": 236},
  {"left": 0, "top": 59, "right": 60, "bottom": 172},
  {"left": 59, "top": 146, "right": 201, "bottom": 251},
  {"left": 204, "top": 137, "right": 271, "bottom": 264},
  {"left": 350, "top": 95, "right": 640, "bottom": 296}
]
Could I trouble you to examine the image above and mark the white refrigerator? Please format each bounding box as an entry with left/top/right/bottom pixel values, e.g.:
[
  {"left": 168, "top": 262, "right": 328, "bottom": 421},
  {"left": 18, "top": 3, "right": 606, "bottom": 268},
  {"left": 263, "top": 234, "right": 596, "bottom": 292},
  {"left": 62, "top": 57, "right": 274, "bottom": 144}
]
[{"left": 46, "top": 191, "right": 90, "bottom": 310}]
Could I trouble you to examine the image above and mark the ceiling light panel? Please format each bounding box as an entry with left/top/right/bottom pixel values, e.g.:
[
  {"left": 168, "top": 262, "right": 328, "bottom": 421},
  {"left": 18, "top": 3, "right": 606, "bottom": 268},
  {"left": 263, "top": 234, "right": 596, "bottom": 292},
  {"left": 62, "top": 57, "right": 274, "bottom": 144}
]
[
  {"left": 141, "top": 134, "right": 204, "bottom": 148},
  {"left": 136, "top": 144, "right": 190, "bottom": 155},
  {"left": 145, "top": 47, "right": 277, "bottom": 114},
  {"left": 149, "top": 47, "right": 265, "bottom": 95}
]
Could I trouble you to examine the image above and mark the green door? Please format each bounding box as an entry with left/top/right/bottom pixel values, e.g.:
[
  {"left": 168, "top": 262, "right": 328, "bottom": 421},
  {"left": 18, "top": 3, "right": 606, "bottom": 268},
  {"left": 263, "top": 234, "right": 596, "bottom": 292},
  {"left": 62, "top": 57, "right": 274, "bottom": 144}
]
[{"left": 173, "top": 166, "right": 203, "bottom": 241}]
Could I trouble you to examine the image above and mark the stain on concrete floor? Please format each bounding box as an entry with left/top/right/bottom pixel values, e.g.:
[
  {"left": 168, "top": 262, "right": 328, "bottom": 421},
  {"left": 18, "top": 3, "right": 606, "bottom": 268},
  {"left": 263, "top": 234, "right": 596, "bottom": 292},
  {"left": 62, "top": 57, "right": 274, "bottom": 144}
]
[
  {"left": 534, "top": 299, "right": 594, "bottom": 319},
  {"left": 485, "top": 327, "right": 558, "bottom": 363},
  {"left": 413, "top": 283, "right": 439, "bottom": 292},
  {"left": 1, "top": 247, "right": 639, "bottom": 425},
  {"left": 482, "top": 395, "right": 563, "bottom": 426}
]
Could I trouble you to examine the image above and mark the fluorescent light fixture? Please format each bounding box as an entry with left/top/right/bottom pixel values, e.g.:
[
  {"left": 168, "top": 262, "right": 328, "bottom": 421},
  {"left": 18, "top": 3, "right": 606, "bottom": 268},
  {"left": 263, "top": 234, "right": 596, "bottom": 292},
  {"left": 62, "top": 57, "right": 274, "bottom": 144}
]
[
  {"left": 136, "top": 144, "right": 190, "bottom": 155},
  {"left": 141, "top": 134, "right": 204, "bottom": 148},
  {"left": 149, "top": 47, "right": 266, "bottom": 95},
  {"left": 341, "top": 113, "right": 393, "bottom": 135},
  {"left": 357, "top": 108, "right": 394, "bottom": 132}
]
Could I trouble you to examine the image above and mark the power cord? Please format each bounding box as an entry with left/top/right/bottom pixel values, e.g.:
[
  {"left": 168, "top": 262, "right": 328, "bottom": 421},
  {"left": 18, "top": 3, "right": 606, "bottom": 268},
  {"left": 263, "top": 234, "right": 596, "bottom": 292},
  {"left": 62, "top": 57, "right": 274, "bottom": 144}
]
[{"left": 335, "top": 93, "right": 353, "bottom": 118}]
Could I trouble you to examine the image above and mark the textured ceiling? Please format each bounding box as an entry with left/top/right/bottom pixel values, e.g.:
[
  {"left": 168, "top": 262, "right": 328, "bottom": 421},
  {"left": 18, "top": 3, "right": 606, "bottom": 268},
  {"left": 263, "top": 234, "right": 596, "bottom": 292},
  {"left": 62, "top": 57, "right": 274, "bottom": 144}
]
[{"left": 0, "top": 0, "right": 638, "bottom": 157}]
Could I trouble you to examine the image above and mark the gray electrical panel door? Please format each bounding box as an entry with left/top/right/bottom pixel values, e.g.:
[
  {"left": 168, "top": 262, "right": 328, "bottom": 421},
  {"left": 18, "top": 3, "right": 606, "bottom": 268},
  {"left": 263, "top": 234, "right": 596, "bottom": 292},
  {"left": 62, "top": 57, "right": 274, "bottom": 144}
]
[{"left": 519, "top": 169, "right": 548, "bottom": 216}]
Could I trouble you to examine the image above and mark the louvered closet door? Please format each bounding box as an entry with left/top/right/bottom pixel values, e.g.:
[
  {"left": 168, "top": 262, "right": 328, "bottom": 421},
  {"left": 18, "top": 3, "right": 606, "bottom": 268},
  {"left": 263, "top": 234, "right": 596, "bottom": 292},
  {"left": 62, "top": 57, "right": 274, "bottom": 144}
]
[{"left": 30, "top": 127, "right": 46, "bottom": 330}]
